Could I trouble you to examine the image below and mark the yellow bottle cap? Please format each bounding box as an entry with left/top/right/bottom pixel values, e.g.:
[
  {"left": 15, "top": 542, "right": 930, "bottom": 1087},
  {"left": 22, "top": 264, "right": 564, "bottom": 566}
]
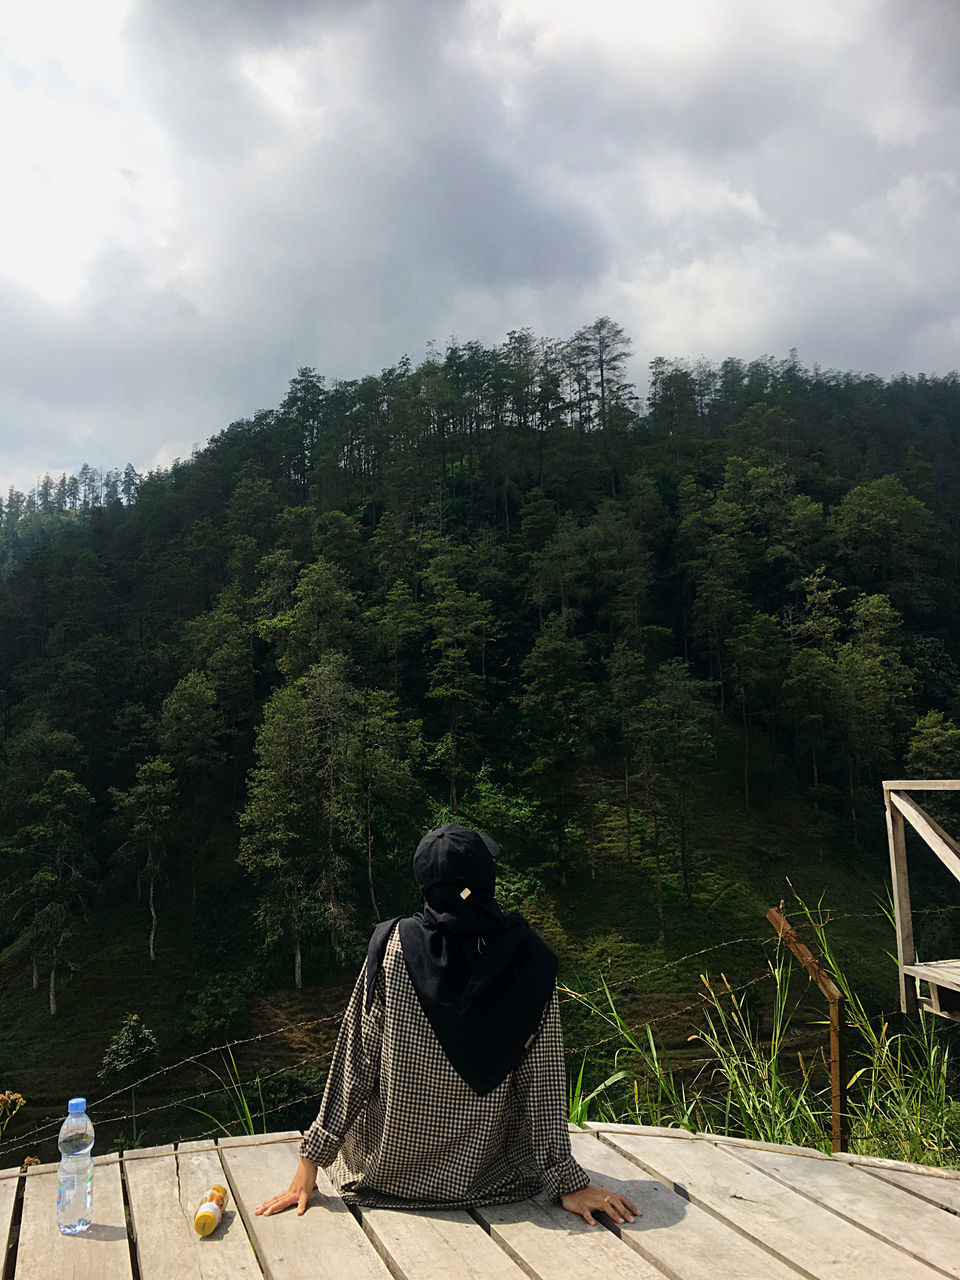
[{"left": 194, "top": 1202, "right": 222, "bottom": 1236}]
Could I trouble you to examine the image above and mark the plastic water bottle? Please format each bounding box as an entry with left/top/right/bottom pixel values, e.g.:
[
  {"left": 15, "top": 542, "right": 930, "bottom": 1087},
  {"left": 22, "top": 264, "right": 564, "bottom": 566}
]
[{"left": 57, "top": 1098, "right": 94, "bottom": 1234}]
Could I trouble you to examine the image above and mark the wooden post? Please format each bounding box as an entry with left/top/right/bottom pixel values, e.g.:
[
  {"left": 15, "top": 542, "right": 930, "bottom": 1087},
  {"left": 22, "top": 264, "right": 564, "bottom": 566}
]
[
  {"left": 884, "top": 787, "right": 918, "bottom": 1017},
  {"left": 766, "top": 907, "right": 849, "bottom": 1153}
]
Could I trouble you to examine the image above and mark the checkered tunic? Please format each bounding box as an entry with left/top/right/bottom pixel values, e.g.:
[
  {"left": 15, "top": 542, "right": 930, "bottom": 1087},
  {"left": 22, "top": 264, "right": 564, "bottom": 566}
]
[{"left": 299, "top": 926, "right": 590, "bottom": 1207}]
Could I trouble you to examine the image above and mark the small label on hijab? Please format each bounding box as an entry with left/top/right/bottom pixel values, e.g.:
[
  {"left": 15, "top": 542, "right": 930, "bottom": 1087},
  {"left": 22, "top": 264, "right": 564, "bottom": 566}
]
[{"left": 460, "top": 887, "right": 472, "bottom": 899}]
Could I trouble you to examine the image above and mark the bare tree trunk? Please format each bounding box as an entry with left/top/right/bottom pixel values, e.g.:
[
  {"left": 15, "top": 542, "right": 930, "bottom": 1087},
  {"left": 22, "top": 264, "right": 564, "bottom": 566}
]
[
  {"left": 32, "top": 955, "right": 38, "bottom": 990},
  {"left": 49, "top": 952, "right": 57, "bottom": 1017},
  {"left": 149, "top": 875, "right": 157, "bottom": 961}
]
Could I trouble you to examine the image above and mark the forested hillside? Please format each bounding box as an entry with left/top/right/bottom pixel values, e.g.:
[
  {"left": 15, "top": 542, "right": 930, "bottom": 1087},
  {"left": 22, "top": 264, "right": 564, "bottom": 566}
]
[{"left": 3, "top": 319, "right": 960, "bottom": 1142}]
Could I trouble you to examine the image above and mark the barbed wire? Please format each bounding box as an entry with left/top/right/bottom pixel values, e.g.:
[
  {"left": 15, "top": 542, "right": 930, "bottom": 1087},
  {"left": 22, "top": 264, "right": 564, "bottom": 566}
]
[
  {"left": 4, "top": 899, "right": 957, "bottom": 1160},
  {"left": 560, "top": 969, "right": 779, "bottom": 1058},
  {"left": 0, "top": 1015, "right": 344, "bottom": 1158},
  {"left": 552, "top": 899, "right": 960, "bottom": 1001}
]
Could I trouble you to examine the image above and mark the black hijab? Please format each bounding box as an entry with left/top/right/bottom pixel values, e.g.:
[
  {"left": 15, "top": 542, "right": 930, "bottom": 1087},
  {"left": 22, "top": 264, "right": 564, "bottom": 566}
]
[{"left": 365, "top": 823, "right": 558, "bottom": 1096}]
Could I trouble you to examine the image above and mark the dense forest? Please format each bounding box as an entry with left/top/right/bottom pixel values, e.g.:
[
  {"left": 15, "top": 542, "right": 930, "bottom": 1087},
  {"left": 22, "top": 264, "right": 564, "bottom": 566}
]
[{"left": 3, "top": 318, "right": 960, "bottom": 1140}]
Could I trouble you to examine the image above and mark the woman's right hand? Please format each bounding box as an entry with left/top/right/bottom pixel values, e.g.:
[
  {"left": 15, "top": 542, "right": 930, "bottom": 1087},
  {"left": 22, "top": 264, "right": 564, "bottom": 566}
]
[{"left": 254, "top": 1157, "right": 319, "bottom": 1216}]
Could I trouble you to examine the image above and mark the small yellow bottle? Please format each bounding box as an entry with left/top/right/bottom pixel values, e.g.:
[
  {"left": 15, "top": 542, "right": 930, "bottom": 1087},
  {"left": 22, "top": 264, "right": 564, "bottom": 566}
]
[{"left": 193, "top": 1184, "right": 229, "bottom": 1236}]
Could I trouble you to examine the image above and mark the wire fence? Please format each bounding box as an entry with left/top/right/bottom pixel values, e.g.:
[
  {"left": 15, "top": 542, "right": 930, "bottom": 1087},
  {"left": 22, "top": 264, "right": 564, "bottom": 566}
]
[{"left": 2, "top": 901, "right": 958, "bottom": 1163}]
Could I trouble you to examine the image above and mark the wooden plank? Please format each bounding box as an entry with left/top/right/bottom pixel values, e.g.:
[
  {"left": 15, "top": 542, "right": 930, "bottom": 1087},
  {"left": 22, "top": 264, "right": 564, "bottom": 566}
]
[
  {"left": 833, "top": 1148, "right": 960, "bottom": 1178},
  {"left": 17, "top": 1154, "right": 132, "bottom": 1280},
  {"left": 1, "top": 1172, "right": 18, "bottom": 1262},
  {"left": 358, "top": 1204, "right": 526, "bottom": 1280},
  {"left": 473, "top": 1196, "right": 665, "bottom": 1280},
  {"left": 731, "top": 1144, "right": 960, "bottom": 1276},
  {"left": 124, "top": 1147, "right": 261, "bottom": 1280},
  {"left": 599, "top": 1131, "right": 939, "bottom": 1280},
  {"left": 903, "top": 960, "right": 960, "bottom": 989},
  {"left": 884, "top": 780, "right": 960, "bottom": 791},
  {"left": 587, "top": 1122, "right": 809, "bottom": 1157},
  {"left": 221, "top": 1137, "right": 389, "bottom": 1280},
  {"left": 584, "top": 1123, "right": 696, "bottom": 1140},
  {"left": 859, "top": 1165, "right": 960, "bottom": 1216},
  {"left": 569, "top": 1132, "right": 802, "bottom": 1280}
]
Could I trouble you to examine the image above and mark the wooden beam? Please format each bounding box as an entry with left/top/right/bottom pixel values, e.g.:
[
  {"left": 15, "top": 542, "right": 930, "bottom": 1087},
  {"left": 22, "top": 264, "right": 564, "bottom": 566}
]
[
  {"left": 885, "top": 794, "right": 917, "bottom": 1016},
  {"left": 883, "top": 779, "right": 960, "bottom": 791},
  {"left": 765, "top": 908, "right": 841, "bottom": 1002},
  {"left": 766, "top": 908, "right": 847, "bottom": 1151},
  {"left": 889, "top": 791, "right": 960, "bottom": 883}
]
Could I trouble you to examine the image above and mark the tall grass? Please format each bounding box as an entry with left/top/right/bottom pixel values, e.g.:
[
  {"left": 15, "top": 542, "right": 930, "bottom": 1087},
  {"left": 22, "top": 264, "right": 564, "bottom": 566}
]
[
  {"left": 566, "top": 900, "right": 960, "bottom": 1166},
  {"left": 185, "top": 1045, "right": 266, "bottom": 1138}
]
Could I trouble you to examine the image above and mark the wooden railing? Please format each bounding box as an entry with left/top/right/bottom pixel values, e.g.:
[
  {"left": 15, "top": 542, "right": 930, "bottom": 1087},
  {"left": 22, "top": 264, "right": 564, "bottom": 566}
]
[{"left": 884, "top": 780, "right": 960, "bottom": 1020}]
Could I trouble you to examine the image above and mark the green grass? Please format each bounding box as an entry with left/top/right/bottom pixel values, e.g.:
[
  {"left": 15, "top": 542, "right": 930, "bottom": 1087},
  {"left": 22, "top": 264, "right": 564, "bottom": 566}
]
[{"left": 566, "top": 897, "right": 960, "bottom": 1167}]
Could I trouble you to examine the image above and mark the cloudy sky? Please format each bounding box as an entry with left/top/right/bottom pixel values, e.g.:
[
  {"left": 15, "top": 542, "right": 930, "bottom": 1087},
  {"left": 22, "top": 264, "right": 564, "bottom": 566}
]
[{"left": 2, "top": 0, "right": 958, "bottom": 497}]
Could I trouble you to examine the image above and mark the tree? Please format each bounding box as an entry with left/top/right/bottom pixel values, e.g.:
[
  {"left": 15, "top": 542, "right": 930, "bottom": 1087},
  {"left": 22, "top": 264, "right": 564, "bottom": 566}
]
[
  {"left": 423, "top": 550, "right": 493, "bottom": 812},
  {"left": 832, "top": 475, "right": 939, "bottom": 618},
  {"left": 519, "top": 612, "right": 591, "bottom": 884},
  {"left": 905, "top": 711, "right": 960, "bottom": 827},
  {"left": 98, "top": 1013, "right": 159, "bottom": 1144},
  {"left": 4, "top": 770, "right": 94, "bottom": 1013},
  {"left": 607, "top": 634, "right": 672, "bottom": 867},
  {"left": 158, "top": 670, "right": 223, "bottom": 904},
  {"left": 726, "top": 613, "right": 788, "bottom": 807},
  {"left": 111, "top": 758, "right": 177, "bottom": 961},
  {"left": 355, "top": 690, "right": 425, "bottom": 916},
  {"left": 121, "top": 464, "right": 141, "bottom": 504},
  {"left": 570, "top": 316, "right": 633, "bottom": 433},
  {"left": 632, "top": 661, "right": 715, "bottom": 922},
  {"left": 239, "top": 656, "right": 361, "bottom": 985},
  {"left": 259, "top": 556, "right": 358, "bottom": 678},
  {"left": 834, "top": 594, "right": 913, "bottom": 840},
  {"left": 781, "top": 568, "right": 845, "bottom": 851}
]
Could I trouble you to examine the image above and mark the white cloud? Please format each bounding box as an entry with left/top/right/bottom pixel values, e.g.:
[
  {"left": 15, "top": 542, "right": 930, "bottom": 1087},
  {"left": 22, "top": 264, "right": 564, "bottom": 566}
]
[{"left": 0, "top": 0, "right": 958, "bottom": 497}]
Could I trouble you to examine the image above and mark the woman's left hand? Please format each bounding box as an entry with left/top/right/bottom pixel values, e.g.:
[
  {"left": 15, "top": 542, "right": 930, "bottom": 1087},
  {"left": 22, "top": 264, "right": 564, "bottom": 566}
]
[
  {"left": 561, "top": 1184, "right": 639, "bottom": 1226},
  {"left": 254, "top": 1158, "right": 319, "bottom": 1216}
]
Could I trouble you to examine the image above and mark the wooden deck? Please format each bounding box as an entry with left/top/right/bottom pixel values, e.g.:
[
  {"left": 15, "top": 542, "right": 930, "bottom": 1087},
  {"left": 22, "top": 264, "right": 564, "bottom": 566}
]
[{"left": 3, "top": 1124, "right": 960, "bottom": 1279}]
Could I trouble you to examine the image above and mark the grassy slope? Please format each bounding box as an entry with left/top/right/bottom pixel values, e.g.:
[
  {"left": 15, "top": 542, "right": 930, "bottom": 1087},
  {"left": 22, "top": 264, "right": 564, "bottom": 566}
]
[{"left": 0, "top": 748, "right": 926, "bottom": 1164}]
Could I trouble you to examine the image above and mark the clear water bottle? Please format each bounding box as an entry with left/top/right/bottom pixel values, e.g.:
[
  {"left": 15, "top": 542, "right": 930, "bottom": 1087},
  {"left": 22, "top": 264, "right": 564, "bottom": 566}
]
[{"left": 57, "top": 1097, "right": 94, "bottom": 1235}]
